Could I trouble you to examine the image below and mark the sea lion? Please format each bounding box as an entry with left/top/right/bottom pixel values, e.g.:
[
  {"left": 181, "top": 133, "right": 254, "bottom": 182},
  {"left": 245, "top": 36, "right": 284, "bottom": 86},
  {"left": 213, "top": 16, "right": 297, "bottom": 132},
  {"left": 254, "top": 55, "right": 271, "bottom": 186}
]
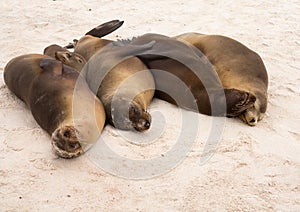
[
  {"left": 62, "top": 24, "right": 155, "bottom": 132},
  {"left": 80, "top": 40, "right": 155, "bottom": 131},
  {"left": 44, "top": 44, "right": 86, "bottom": 71},
  {"left": 127, "top": 33, "right": 256, "bottom": 117},
  {"left": 174, "top": 33, "right": 268, "bottom": 126},
  {"left": 4, "top": 54, "right": 106, "bottom": 158}
]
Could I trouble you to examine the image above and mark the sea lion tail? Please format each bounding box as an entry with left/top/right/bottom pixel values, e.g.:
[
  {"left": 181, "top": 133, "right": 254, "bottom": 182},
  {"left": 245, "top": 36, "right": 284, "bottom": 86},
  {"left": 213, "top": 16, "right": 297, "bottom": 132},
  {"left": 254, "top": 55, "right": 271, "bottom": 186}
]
[{"left": 85, "top": 20, "right": 124, "bottom": 38}]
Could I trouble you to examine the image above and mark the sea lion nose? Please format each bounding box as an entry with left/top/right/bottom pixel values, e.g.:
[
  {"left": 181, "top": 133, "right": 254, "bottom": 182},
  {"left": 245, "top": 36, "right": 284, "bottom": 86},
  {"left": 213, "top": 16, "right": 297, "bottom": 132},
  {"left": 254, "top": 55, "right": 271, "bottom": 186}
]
[
  {"left": 144, "top": 121, "right": 150, "bottom": 129},
  {"left": 63, "top": 129, "right": 71, "bottom": 138},
  {"left": 248, "top": 117, "right": 257, "bottom": 126},
  {"left": 249, "top": 94, "right": 256, "bottom": 104}
]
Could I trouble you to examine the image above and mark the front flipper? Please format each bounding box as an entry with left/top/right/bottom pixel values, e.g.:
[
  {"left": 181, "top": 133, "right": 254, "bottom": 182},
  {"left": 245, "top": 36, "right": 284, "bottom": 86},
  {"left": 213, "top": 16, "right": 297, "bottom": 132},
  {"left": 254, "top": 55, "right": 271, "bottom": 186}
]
[
  {"left": 223, "top": 89, "right": 256, "bottom": 117},
  {"left": 85, "top": 20, "right": 124, "bottom": 38}
]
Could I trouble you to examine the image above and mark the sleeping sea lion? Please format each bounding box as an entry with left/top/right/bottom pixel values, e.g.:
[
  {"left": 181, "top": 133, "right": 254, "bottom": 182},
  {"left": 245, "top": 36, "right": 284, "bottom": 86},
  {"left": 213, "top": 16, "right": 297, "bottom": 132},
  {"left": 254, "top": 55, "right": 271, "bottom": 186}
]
[
  {"left": 44, "top": 44, "right": 86, "bottom": 71},
  {"left": 127, "top": 33, "right": 256, "bottom": 117},
  {"left": 174, "top": 33, "right": 268, "bottom": 126},
  {"left": 79, "top": 40, "right": 155, "bottom": 131},
  {"left": 4, "top": 54, "right": 106, "bottom": 158},
  {"left": 63, "top": 24, "right": 155, "bottom": 132}
]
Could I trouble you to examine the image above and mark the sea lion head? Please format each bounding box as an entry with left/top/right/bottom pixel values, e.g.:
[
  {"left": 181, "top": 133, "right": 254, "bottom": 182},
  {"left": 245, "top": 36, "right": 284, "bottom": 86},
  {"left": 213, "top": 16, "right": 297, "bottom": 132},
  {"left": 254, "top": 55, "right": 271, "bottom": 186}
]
[
  {"left": 239, "top": 91, "right": 267, "bottom": 126},
  {"left": 55, "top": 51, "right": 86, "bottom": 72},
  {"left": 51, "top": 125, "right": 84, "bottom": 159},
  {"left": 110, "top": 98, "right": 151, "bottom": 132},
  {"left": 128, "top": 102, "right": 151, "bottom": 132},
  {"left": 239, "top": 106, "right": 261, "bottom": 126}
]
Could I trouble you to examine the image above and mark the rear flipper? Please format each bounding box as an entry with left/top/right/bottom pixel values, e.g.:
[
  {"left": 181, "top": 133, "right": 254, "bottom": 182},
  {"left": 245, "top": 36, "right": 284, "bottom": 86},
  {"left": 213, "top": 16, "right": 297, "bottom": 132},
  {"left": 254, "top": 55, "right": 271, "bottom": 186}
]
[
  {"left": 64, "top": 20, "right": 124, "bottom": 49},
  {"left": 85, "top": 19, "right": 124, "bottom": 38}
]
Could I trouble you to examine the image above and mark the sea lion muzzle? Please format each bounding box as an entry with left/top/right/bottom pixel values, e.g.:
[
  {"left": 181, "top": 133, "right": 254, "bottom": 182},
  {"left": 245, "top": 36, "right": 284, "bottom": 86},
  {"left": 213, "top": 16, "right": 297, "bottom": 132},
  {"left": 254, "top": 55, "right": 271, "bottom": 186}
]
[
  {"left": 109, "top": 99, "right": 152, "bottom": 132},
  {"left": 129, "top": 105, "right": 151, "bottom": 132},
  {"left": 51, "top": 126, "right": 83, "bottom": 159}
]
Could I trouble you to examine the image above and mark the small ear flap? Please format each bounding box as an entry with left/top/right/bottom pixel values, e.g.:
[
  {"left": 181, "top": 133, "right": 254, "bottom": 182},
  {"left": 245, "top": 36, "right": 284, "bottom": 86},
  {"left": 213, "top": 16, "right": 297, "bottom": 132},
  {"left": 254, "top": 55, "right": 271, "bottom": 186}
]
[
  {"left": 40, "top": 58, "right": 63, "bottom": 75},
  {"left": 85, "top": 20, "right": 124, "bottom": 38}
]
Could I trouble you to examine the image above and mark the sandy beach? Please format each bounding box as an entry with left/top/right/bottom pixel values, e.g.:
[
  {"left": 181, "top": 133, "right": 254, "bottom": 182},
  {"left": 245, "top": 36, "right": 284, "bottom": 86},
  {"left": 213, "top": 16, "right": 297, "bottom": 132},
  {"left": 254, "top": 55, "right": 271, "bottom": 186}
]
[{"left": 0, "top": 0, "right": 299, "bottom": 211}]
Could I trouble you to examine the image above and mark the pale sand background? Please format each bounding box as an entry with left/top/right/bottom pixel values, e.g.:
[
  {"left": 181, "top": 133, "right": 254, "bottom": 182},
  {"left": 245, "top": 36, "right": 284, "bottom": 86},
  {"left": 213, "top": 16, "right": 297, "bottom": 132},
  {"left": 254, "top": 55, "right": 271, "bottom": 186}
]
[{"left": 0, "top": 0, "right": 299, "bottom": 211}]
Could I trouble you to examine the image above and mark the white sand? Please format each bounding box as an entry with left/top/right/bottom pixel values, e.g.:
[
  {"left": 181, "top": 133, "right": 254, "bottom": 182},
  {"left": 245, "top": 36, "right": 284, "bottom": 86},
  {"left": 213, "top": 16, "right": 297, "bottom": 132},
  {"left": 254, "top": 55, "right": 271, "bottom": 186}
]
[{"left": 0, "top": 0, "right": 299, "bottom": 211}]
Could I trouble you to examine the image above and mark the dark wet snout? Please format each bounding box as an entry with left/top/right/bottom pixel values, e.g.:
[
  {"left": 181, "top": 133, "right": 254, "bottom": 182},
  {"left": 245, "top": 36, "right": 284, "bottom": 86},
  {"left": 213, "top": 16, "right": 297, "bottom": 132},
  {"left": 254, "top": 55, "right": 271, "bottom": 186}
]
[
  {"left": 129, "top": 104, "right": 151, "bottom": 132},
  {"left": 136, "top": 118, "right": 151, "bottom": 131},
  {"left": 51, "top": 126, "right": 83, "bottom": 159}
]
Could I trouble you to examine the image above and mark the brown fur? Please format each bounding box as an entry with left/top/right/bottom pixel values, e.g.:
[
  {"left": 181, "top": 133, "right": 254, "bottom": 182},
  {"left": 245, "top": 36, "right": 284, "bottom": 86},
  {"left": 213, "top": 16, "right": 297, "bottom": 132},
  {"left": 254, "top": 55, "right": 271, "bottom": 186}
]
[
  {"left": 4, "top": 54, "right": 106, "bottom": 158},
  {"left": 44, "top": 44, "right": 86, "bottom": 71},
  {"left": 175, "top": 33, "right": 268, "bottom": 125},
  {"left": 74, "top": 36, "right": 155, "bottom": 131},
  {"left": 128, "top": 33, "right": 256, "bottom": 117}
]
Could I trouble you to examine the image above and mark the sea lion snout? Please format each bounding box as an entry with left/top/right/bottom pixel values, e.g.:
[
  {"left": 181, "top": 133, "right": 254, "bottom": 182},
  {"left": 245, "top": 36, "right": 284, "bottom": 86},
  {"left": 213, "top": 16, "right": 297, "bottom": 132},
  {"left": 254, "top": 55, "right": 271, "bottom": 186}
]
[
  {"left": 240, "top": 108, "right": 258, "bottom": 126},
  {"left": 110, "top": 99, "right": 152, "bottom": 132},
  {"left": 128, "top": 103, "right": 151, "bottom": 132},
  {"left": 54, "top": 51, "right": 86, "bottom": 72},
  {"left": 141, "top": 119, "right": 151, "bottom": 129},
  {"left": 51, "top": 126, "right": 83, "bottom": 159},
  {"left": 239, "top": 99, "right": 265, "bottom": 126},
  {"left": 132, "top": 111, "right": 151, "bottom": 132},
  {"left": 135, "top": 118, "right": 151, "bottom": 131}
]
